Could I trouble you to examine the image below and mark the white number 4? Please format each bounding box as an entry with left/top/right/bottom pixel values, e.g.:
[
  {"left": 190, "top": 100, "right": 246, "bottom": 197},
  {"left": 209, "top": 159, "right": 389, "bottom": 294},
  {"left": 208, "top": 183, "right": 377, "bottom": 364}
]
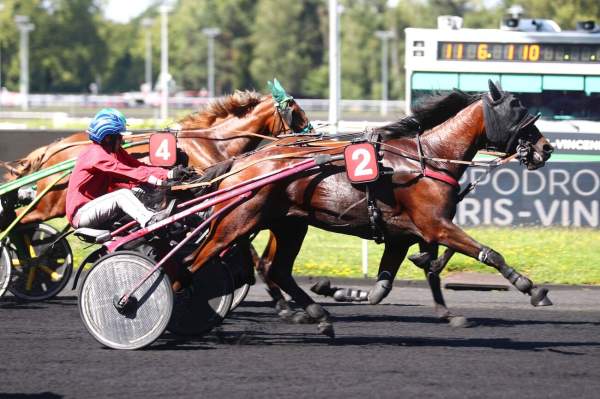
[{"left": 155, "top": 139, "right": 171, "bottom": 161}]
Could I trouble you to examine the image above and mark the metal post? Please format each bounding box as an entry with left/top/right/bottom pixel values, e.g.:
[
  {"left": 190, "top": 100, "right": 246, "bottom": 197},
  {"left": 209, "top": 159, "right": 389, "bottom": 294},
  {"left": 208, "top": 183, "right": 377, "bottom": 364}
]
[
  {"left": 375, "top": 30, "right": 394, "bottom": 116},
  {"left": 15, "top": 15, "right": 35, "bottom": 111},
  {"left": 142, "top": 18, "right": 153, "bottom": 90},
  {"left": 361, "top": 239, "right": 369, "bottom": 278},
  {"left": 159, "top": 5, "right": 170, "bottom": 120},
  {"left": 328, "top": 0, "right": 340, "bottom": 132},
  {"left": 202, "top": 28, "right": 220, "bottom": 99}
]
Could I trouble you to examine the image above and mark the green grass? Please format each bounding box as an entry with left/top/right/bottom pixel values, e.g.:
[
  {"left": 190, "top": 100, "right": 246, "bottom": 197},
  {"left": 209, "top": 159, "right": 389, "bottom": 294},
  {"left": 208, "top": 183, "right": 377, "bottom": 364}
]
[{"left": 48, "top": 217, "right": 600, "bottom": 285}]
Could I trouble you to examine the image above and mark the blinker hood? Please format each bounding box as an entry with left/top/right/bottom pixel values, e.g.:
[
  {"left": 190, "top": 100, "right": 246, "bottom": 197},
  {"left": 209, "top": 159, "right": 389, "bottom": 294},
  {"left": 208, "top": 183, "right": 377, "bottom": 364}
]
[{"left": 483, "top": 80, "right": 539, "bottom": 153}]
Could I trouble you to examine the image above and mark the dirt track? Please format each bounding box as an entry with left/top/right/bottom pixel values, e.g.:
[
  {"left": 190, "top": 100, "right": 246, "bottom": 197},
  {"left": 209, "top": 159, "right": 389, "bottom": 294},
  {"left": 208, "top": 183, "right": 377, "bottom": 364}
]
[{"left": 1, "top": 281, "right": 599, "bottom": 399}]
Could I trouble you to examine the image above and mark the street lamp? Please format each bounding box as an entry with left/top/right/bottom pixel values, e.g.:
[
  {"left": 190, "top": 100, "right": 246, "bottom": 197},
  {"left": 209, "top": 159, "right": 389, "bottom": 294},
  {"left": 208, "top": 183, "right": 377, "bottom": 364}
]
[
  {"left": 202, "top": 28, "right": 220, "bottom": 99},
  {"left": 15, "top": 15, "right": 35, "bottom": 111},
  {"left": 141, "top": 18, "right": 153, "bottom": 91},
  {"left": 328, "top": 0, "right": 342, "bottom": 130},
  {"left": 159, "top": 4, "right": 171, "bottom": 120},
  {"left": 375, "top": 30, "right": 394, "bottom": 116}
]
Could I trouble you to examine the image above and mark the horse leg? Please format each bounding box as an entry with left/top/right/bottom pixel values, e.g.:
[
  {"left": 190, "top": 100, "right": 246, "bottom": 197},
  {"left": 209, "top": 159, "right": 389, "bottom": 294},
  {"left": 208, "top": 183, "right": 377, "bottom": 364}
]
[
  {"left": 425, "top": 220, "right": 552, "bottom": 307},
  {"left": 368, "top": 240, "right": 409, "bottom": 304},
  {"left": 266, "top": 219, "right": 334, "bottom": 337},
  {"left": 410, "top": 242, "right": 472, "bottom": 327},
  {"left": 255, "top": 231, "right": 293, "bottom": 317}
]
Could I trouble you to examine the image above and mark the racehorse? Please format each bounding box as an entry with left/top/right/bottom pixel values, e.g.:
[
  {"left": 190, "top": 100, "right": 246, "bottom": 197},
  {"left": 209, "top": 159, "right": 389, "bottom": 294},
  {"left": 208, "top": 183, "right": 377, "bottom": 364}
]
[
  {"left": 180, "top": 81, "right": 554, "bottom": 337},
  {"left": 1, "top": 83, "right": 312, "bottom": 225}
]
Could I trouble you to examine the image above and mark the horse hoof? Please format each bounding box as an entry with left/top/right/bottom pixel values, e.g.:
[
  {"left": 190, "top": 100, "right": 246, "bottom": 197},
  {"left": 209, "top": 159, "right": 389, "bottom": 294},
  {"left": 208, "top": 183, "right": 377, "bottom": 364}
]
[
  {"left": 530, "top": 287, "right": 553, "bottom": 307},
  {"left": 278, "top": 308, "right": 295, "bottom": 320},
  {"left": 292, "top": 311, "right": 316, "bottom": 324},
  {"left": 275, "top": 298, "right": 291, "bottom": 313},
  {"left": 310, "top": 279, "right": 336, "bottom": 297},
  {"left": 318, "top": 321, "right": 335, "bottom": 338},
  {"left": 408, "top": 252, "right": 432, "bottom": 269},
  {"left": 448, "top": 316, "right": 475, "bottom": 328},
  {"left": 368, "top": 280, "right": 392, "bottom": 305}
]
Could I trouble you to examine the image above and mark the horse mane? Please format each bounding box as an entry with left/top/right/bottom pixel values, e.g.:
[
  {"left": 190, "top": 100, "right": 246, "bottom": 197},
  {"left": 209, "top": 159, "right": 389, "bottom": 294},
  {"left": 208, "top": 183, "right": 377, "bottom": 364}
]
[
  {"left": 179, "top": 90, "right": 264, "bottom": 127},
  {"left": 380, "top": 90, "right": 481, "bottom": 139},
  {"left": 2, "top": 143, "right": 53, "bottom": 179}
]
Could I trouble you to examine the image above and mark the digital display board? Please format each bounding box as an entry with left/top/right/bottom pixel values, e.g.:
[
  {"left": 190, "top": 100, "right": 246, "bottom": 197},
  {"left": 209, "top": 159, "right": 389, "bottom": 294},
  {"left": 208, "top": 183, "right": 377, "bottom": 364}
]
[{"left": 438, "top": 42, "right": 600, "bottom": 62}]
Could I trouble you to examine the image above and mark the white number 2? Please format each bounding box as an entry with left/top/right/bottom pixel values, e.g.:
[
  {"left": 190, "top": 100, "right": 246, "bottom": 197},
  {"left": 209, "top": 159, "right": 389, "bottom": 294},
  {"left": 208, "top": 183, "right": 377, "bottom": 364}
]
[
  {"left": 352, "top": 148, "right": 373, "bottom": 176},
  {"left": 155, "top": 139, "right": 171, "bottom": 161}
]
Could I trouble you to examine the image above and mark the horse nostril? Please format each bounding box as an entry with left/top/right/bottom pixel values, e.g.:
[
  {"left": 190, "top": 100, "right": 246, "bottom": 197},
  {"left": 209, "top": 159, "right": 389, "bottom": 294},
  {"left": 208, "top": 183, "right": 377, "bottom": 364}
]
[{"left": 543, "top": 144, "right": 554, "bottom": 154}]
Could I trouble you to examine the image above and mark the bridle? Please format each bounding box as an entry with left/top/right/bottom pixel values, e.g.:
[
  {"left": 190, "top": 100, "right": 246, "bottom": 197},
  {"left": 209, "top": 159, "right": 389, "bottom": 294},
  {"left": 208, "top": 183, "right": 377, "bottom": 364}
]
[{"left": 274, "top": 98, "right": 314, "bottom": 135}]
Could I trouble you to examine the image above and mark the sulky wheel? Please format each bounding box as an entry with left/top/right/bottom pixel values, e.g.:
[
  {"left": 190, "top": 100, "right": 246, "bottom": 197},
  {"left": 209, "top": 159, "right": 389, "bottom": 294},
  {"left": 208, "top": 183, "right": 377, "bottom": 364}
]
[
  {"left": 223, "top": 242, "right": 258, "bottom": 312},
  {"left": 7, "top": 223, "right": 73, "bottom": 301},
  {"left": 78, "top": 251, "right": 173, "bottom": 350},
  {"left": 168, "top": 258, "right": 234, "bottom": 336},
  {"left": 0, "top": 245, "right": 11, "bottom": 298}
]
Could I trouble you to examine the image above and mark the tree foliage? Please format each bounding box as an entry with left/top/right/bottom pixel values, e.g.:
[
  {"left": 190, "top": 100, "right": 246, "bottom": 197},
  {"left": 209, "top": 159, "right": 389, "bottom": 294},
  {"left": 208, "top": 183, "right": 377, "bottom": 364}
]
[{"left": 0, "top": 0, "right": 598, "bottom": 98}]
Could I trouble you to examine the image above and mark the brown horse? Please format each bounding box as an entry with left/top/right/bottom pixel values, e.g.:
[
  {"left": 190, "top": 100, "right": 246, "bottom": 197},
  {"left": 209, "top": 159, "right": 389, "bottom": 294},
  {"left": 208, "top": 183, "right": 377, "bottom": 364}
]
[
  {"left": 1, "top": 89, "right": 312, "bottom": 225},
  {"left": 182, "top": 81, "right": 553, "bottom": 337}
]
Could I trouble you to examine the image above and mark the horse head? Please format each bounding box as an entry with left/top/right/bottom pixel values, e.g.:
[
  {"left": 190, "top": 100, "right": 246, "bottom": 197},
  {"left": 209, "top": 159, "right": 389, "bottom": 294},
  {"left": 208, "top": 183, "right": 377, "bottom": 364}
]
[
  {"left": 268, "top": 78, "right": 313, "bottom": 134},
  {"left": 483, "top": 80, "right": 553, "bottom": 170}
]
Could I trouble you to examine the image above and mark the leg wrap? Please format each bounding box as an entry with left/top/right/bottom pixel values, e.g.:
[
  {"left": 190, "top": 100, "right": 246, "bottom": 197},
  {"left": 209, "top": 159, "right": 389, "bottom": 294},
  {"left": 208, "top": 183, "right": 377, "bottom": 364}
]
[{"left": 305, "top": 303, "right": 329, "bottom": 321}]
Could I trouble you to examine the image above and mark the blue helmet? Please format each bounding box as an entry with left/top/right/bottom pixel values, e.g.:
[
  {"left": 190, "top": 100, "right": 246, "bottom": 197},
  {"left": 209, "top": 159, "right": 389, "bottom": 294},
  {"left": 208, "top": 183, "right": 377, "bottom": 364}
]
[{"left": 87, "top": 108, "right": 127, "bottom": 143}]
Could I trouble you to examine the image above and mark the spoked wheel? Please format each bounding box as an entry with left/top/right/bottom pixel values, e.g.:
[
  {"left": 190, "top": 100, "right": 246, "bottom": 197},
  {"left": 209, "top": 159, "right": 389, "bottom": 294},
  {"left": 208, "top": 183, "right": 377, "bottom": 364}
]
[
  {"left": 0, "top": 245, "right": 11, "bottom": 297},
  {"left": 167, "top": 259, "right": 234, "bottom": 336},
  {"left": 223, "top": 242, "right": 258, "bottom": 312},
  {"left": 79, "top": 251, "right": 173, "bottom": 350},
  {"left": 7, "top": 223, "right": 73, "bottom": 301}
]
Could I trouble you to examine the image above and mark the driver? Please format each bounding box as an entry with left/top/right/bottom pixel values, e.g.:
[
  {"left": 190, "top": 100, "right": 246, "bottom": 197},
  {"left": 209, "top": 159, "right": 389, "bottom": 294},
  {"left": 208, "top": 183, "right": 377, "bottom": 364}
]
[{"left": 66, "top": 108, "right": 183, "bottom": 229}]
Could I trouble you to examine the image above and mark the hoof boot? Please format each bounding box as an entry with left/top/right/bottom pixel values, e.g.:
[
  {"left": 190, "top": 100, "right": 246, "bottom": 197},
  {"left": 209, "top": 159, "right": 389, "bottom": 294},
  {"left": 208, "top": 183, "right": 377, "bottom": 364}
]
[
  {"left": 310, "top": 279, "right": 336, "bottom": 297},
  {"left": 448, "top": 316, "right": 475, "bottom": 328},
  {"left": 292, "top": 311, "right": 316, "bottom": 324},
  {"left": 408, "top": 252, "right": 433, "bottom": 269},
  {"left": 368, "top": 280, "right": 392, "bottom": 305},
  {"left": 318, "top": 321, "right": 335, "bottom": 338},
  {"left": 530, "top": 287, "right": 553, "bottom": 307}
]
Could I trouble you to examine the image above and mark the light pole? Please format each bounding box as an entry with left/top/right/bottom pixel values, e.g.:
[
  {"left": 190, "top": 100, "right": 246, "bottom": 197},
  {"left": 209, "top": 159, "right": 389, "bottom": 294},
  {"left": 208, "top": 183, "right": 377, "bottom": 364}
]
[
  {"left": 141, "top": 18, "right": 153, "bottom": 91},
  {"left": 202, "top": 28, "right": 220, "bottom": 99},
  {"left": 15, "top": 15, "right": 35, "bottom": 111},
  {"left": 159, "top": 5, "right": 171, "bottom": 120},
  {"left": 328, "top": 0, "right": 341, "bottom": 130},
  {"left": 375, "top": 30, "right": 394, "bottom": 116}
]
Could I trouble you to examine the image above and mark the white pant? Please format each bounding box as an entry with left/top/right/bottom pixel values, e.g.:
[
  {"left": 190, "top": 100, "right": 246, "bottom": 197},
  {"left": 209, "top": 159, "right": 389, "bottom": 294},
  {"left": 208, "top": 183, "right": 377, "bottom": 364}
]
[{"left": 74, "top": 189, "right": 154, "bottom": 228}]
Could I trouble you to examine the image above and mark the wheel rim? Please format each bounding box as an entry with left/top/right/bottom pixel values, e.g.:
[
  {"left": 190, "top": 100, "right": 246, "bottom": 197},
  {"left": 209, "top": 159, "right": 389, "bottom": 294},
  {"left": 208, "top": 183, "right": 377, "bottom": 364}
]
[
  {"left": 79, "top": 252, "right": 172, "bottom": 350},
  {"left": 0, "top": 245, "right": 11, "bottom": 298},
  {"left": 230, "top": 283, "right": 251, "bottom": 311},
  {"left": 7, "top": 223, "right": 73, "bottom": 301}
]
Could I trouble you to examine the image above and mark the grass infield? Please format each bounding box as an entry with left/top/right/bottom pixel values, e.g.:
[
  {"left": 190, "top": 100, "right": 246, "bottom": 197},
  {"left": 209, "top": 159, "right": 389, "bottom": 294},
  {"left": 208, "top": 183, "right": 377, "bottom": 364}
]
[{"left": 57, "top": 219, "right": 600, "bottom": 285}]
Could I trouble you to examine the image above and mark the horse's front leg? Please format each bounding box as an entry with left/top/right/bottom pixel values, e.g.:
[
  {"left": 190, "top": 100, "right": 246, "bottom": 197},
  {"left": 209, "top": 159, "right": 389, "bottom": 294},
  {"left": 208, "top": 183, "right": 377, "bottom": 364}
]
[
  {"left": 424, "top": 220, "right": 552, "bottom": 307},
  {"left": 409, "top": 242, "right": 472, "bottom": 327},
  {"left": 255, "top": 231, "right": 294, "bottom": 317},
  {"left": 266, "top": 218, "right": 335, "bottom": 337},
  {"left": 368, "top": 239, "right": 409, "bottom": 304}
]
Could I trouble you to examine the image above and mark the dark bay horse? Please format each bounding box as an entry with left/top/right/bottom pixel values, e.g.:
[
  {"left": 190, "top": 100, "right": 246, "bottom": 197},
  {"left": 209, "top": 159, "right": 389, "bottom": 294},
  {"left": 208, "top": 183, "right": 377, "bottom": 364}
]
[
  {"left": 182, "top": 81, "right": 553, "bottom": 337},
  {"left": 1, "top": 87, "right": 312, "bottom": 225}
]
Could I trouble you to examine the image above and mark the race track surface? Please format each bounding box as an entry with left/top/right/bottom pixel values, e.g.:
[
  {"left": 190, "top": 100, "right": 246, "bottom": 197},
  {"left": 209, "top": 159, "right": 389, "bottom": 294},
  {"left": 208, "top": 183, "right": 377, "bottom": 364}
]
[{"left": 1, "top": 281, "right": 599, "bottom": 399}]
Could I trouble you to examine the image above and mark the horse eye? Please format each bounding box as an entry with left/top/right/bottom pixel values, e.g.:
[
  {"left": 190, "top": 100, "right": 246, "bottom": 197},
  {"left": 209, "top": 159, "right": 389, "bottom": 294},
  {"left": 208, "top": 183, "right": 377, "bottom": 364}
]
[{"left": 510, "top": 98, "right": 521, "bottom": 107}]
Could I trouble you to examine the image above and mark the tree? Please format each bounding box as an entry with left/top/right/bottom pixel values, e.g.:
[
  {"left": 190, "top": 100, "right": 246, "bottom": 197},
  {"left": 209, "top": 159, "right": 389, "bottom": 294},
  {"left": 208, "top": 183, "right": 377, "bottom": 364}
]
[{"left": 249, "top": 0, "right": 323, "bottom": 95}]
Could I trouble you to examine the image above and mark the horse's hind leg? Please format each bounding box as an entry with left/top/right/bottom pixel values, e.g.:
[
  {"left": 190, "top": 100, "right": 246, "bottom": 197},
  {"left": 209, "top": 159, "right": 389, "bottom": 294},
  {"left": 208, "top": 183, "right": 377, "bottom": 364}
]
[
  {"left": 426, "top": 220, "right": 552, "bottom": 307},
  {"left": 255, "top": 231, "right": 293, "bottom": 316},
  {"left": 266, "top": 218, "right": 334, "bottom": 338}
]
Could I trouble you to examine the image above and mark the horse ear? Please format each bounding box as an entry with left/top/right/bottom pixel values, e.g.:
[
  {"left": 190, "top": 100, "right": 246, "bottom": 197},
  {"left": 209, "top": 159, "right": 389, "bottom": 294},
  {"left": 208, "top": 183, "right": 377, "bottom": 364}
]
[
  {"left": 488, "top": 79, "right": 503, "bottom": 102},
  {"left": 268, "top": 78, "right": 291, "bottom": 104}
]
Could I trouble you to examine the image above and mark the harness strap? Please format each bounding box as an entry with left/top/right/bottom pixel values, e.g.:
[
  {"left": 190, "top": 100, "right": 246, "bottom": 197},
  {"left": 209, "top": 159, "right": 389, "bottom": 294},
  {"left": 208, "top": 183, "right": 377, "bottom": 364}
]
[{"left": 423, "top": 167, "right": 459, "bottom": 188}]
